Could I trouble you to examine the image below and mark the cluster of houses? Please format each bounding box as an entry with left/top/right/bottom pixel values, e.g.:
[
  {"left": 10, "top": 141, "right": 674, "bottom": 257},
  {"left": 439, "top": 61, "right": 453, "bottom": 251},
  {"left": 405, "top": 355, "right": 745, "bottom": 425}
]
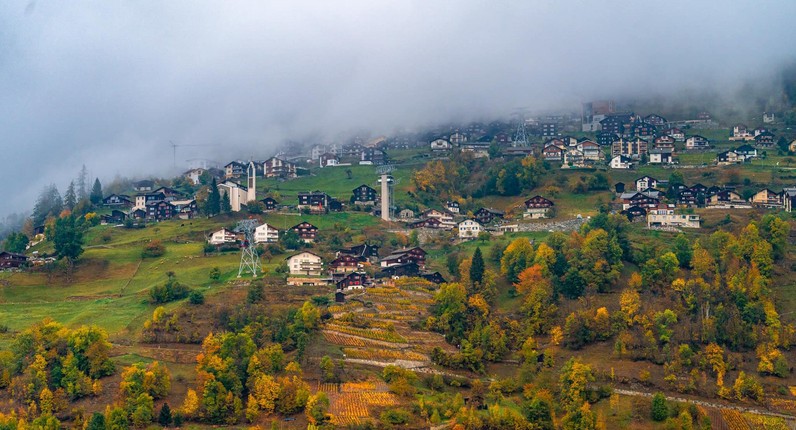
[
  {"left": 402, "top": 196, "right": 555, "bottom": 239},
  {"left": 206, "top": 221, "right": 445, "bottom": 301},
  {"left": 286, "top": 245, "right": 446, "bottom": 303},
  {"left": 100, "top": 185, "right": 199, "bottom": 224},
  {"left": 617, "top": 175, "right": 796, "bottom": 229}
]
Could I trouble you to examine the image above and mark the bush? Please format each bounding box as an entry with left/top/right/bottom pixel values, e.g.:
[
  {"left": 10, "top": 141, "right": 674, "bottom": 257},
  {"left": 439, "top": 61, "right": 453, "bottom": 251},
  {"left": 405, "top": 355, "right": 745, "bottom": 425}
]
[
  {"left": 209, "top": 267, "right": 221, "bottom": 281},
  {"left": 142, "top": 240, "right": 166, "bottom": 258},
  {"left": 149, "top": 274, "right": 191, "bottom": 304},
  {"left": 380, "top": 408, "right": 410, "bottom": 425},
  {"left": 188, "top": 290, "right": 205, "bottom": 305}
]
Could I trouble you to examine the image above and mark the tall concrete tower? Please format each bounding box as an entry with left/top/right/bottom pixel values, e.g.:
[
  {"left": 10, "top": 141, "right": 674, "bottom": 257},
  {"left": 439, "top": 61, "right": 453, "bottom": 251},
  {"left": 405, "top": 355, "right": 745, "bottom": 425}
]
[
  {"left": 247, "top": 161, "right": 257, "bottom": 203},
  {"left": 377, "top": 165, "right": 394, "bottom": 221}
]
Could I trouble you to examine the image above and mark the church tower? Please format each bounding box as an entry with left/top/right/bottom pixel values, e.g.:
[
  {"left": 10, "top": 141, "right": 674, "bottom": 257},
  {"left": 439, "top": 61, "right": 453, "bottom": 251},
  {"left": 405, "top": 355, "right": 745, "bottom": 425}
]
[{"left": 247, "top": 161, "right": 257, "bottom": 203}]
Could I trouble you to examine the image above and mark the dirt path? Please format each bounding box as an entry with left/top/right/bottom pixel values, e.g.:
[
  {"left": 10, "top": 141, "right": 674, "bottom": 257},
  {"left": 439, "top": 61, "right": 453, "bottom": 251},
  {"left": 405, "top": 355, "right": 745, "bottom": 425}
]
[
  {"left": 120, "top": 259, "right": 143, "bottom": 295},
  {"left": 614, "top": 388, "right": 796, "bottom": 421}
]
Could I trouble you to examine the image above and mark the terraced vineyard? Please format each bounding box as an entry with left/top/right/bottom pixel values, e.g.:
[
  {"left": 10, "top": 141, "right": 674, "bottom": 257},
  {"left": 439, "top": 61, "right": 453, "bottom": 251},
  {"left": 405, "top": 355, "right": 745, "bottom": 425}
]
[
  {"left": 317, "top": 379, "right": 399, "bottom": 426},
  {"left": 321, "top": 280, "right": 453, "bottom": 370}
]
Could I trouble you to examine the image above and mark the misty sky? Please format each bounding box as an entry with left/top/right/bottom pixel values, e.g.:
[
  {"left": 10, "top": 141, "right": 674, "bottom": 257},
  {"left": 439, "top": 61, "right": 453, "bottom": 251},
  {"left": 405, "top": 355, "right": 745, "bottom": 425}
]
[{"left": 1, "top": 1, "right": 795, "bottom": 218}]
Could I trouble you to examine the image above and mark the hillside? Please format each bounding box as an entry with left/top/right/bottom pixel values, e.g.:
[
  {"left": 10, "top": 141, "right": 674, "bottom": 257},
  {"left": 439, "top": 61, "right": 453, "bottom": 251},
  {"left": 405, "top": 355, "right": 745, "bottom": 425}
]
[{"left": 2, "top": 139, "right": 796, "bottom": 429}]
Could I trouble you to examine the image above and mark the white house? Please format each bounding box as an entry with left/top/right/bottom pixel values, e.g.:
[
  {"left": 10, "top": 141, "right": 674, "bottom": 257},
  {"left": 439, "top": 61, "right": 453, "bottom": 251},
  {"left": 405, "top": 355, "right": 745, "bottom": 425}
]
[
  {"left": 647, "top": 207, "right": 701, "bottom": 229},
  {"left": 685, "top": 135, "right": 710, "bottom": 150},
  {"left": 457, "top": 219, "right": 483, "bottom": 239},
  {"left": 208, "top": 228, "right": 237, "bottom": 245},
  {"left": 648, "top": 148, "right": 674, "bottom": 164},
  {"left": 610, "top": 155, "right": 633, "bottom": 169},
  {"left": 635, "top": 176, "right": 658, "bottom": 191},
  {"left": 184, "top": 168, "right": 206, "bottom": 185},
  {"left": 430, "top": 138, "right": 452, "bottom": 151},
  {"left": 287, "top": 251, "right": 324, "bottom": 276},
  {"left": 254, "top": 223, "right": 279, "bottom": 243}
]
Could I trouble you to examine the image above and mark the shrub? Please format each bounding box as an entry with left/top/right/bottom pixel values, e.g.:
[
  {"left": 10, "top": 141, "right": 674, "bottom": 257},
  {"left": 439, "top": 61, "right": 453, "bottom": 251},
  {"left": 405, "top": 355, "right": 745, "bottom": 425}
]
[
  {"left": 142, "top": 240, "right": 166, "bottom": 258},
  {"left": 209, "top": 267, "right": 221, "bottom": 281},
  {"left": 380, "top": 408, "right": 410, "bottom": 425},
  {"left": 149, "top": 274, "right": 191, "bottom": 304},
  {"left": 188, "top": 290, "right": 205, "bottom": 305}
]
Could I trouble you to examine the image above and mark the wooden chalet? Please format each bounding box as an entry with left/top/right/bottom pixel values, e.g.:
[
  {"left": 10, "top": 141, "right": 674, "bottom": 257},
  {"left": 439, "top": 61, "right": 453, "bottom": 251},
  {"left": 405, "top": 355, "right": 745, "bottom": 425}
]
[
  {"left": 377, "top": 261, "right": 421, "bottom": 279},
  {"left": 291, "top": 221, "right": 319, "bottom": 243},
  {"left": 620, "top": 205, "right": 647, "bottom": 222},
  {"left": 750, "top": 189, "right": 782, "bottom": 208},
  {"left": 408, "top": 217, "right": 443, "bottom": 229},
  {"left": 0, "top": 251, "right": 28, "bottom": 269},
  {"left": 338, "top": 243, "right": 380, "bottom": 262},
  {"left": 707, "top": 190, "right": 746, "bottom": 207},
  {"left": 261, "top": 197, "right": 278, "bottom": 211},
  {"left": 336, "top": 272, "right": 370, "bottom": 290},
  {"left": 351, "top": 184, "right": 377, "bottom": 204},
  {"left": 101, "top": 209, "right": 127, "bottom": 224},
  {"left": 380, "top": 247, "right": 426, "bottom": 269},
  {"left": 328, "top": 254, "right": 360, "bottom": 274},
  {"left": 716, "top": 151, "right": 742, "bottom": 165},
  {"left": 596, "top": 132, "right": 619, "bottom": 146},
  {"left": 524, "top": 196, "right": 554, "bottom": 219},
  {"left": 263, "top": 157, "right": 297, "bottom": 178},
  {"left": 225, "top": 161, "right": 247, "bottom": 179},
  {"left": 421, "top": 272, "right": 447, "bottom": 284},
  {"left": 145, "top": 200, "right": 175, "bottom": 221},
  {"left": 133, "top": 180, "right": 155, "bottom": 192},
  {"left": 474, "top": 207, "right": 504, "bottom": 224},
  {"left": 102, "top": 194, "right": 133, "bottom": 208},
  {"left": 620, "top": 192, "right": 660, "bottom": 209}
]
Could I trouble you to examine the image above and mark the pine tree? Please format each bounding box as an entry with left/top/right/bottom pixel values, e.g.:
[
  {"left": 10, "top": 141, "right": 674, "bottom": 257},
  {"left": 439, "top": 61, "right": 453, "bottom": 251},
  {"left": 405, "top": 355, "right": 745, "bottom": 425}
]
[
  {"left": 64, "top": 181, "right": 77, "bottom": 210},
  {"left": 77, "top": 164, "right": 89, "bottom": 200},
  {"left": 54, "top": 215, "right": 84, "bottom": 279},
  {"left": 206, "top": 178, "right": 221, "bottom": 216},
  {"left": 470, "top": 247, "right": 484, "bottom": 285},
  {"left": 90, "top": 178, "right": 103, "bottom": 205},
  {"left": 651, "top": 392, "right": 668, "bottom": 421},
  {"left": 158, "top": 403, "right": 172, "bottom": 427},
  {"left": 32, "top": 184, "right": 63, "bottom": 226},
  {"left": 221, "top": 191, "right": 232, "bottom": 213},
  {"left": 86, "top": 412, "right": 106, "bottom": 430}
]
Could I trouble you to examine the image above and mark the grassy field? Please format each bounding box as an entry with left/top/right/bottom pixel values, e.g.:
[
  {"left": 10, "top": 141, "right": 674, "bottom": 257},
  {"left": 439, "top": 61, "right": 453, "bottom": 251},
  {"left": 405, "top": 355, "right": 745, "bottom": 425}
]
[{"left": 257, "top": 163, "right": 417, "bottom": 207}]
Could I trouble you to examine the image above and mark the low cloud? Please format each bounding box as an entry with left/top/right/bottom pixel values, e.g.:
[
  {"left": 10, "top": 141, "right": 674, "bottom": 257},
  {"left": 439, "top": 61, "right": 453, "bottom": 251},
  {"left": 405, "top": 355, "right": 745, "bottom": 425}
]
[{"left": 1, "top": 0, "right": 795, "bottom": 216}]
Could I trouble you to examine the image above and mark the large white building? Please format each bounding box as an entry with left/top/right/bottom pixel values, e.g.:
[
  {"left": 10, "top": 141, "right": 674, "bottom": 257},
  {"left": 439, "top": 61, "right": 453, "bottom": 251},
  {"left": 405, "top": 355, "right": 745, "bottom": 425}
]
[
  {"left": 208, "top": 228, "right": 238, "bottom": 245},
  {"left": 647, "top": 207, "right": 701, "bottom": 229},
  {"left": 457, "top": 219, "right": 483, "bottom": 239},
  {"left": 254, "top": 223, "right": 279, "bottom": 243},
  {"left": 287, "top": 251, "right": 324, "bottom": 276},
  {"left": 217, "top": 180, "right": 249, "bottom": 212}
]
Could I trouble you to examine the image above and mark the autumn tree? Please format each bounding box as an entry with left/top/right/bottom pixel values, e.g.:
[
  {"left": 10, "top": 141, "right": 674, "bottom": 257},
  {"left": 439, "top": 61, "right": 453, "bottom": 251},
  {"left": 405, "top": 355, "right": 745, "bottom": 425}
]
[
  {"left": 515, "top": 265, "right": 557, "bottom": 334},
  {"left": 500, "top": 238, "right": 535, "bottom": 283}
]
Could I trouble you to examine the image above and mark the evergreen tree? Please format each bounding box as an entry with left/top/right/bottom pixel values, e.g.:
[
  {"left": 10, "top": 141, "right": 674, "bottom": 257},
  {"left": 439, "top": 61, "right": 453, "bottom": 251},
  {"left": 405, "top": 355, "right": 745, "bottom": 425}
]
[
  {"left": 3, "top": 232, "right": 29, "bottom": 253},
  {"left": 158, "top": 403, "right": 173, "bottom": 427},
  {"left": 77, "top": 164, "right": 89, "bottom": 200},
  {"left": 90, "top": 178, "right": 103, "bottom": 205},
  {"left": 651, "top": 392, "right": 668, "bottom": 421},
  {"left": 54, "top": 215, "right": 84, "bottom": 262},
  {"left": 206, "top": 178, "right": 221, "bottom": 216},
  {"left": 672, "top": 234, "right": 692, "bottom": 268},
  {"left": 469, "top": 247, "right": 484, "bottom": 285},
  {"left": 32, "top": 184, "right": 64, "bottom": 226},
  {"left": 221, "top": 191, "right": 232, "bottom": 213},
  {"left": 64, "top": 181, "right": 77, "bottom": 210},
  {"left": 86, "top": 412, "right": 106, "bottom": 430}
]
